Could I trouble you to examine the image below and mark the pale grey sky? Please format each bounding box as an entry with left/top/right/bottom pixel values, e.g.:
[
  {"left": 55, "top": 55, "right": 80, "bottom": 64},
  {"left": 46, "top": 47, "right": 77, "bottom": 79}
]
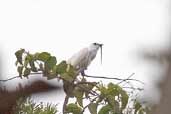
[{"left": 0, "top": 0, "right": 170, "bottom": 113}]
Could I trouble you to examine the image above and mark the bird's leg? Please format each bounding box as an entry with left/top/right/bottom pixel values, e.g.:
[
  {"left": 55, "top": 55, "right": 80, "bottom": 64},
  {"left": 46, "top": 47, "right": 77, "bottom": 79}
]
[{"left": 81, "top": 70, "right": 86, "bottom": 76}]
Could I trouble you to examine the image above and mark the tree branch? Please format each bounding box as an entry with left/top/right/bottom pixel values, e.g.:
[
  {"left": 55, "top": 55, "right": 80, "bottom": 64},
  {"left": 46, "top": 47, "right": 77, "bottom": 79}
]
[
  {"left": 0, "top": 73, "right": 144, "bottom": 85},
  {"left": 116, "top": 73, "right": 135, "bottom": 85},
  {"left": 63, "top": 95, "right": 69, "bottom": 114},
  {"left": 84, "top": 73, "right": 144, "bottom": 85},
  {"left": 0, "top": 73, "right": 43, "bottom": 82}
]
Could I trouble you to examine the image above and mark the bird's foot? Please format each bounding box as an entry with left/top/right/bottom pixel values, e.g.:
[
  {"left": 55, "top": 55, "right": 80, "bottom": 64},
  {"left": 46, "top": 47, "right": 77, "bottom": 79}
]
[{"left": 81, "top": 71, "right": 86, "bottom": 76}]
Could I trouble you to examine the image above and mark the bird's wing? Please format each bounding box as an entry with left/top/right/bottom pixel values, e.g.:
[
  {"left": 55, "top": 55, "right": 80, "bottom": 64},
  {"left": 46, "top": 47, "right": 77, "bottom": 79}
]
[{"left": 67, "top": 48, "right": 89, "bottom": 70}]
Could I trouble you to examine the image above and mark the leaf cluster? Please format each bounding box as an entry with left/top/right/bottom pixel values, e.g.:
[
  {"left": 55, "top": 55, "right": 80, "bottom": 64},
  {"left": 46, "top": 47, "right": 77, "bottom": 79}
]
[
  {"left": 15, "top": 49, "right": 77, "bottom": 80},
  {"left": 14, "top": 97, "right": 58, "bottom": 114},
  {"left": 14, "top": 49, "right": 151, "bottom": 114}
]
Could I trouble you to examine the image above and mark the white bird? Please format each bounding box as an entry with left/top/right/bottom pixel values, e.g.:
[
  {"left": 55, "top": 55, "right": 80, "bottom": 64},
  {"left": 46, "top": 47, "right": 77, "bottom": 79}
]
[{"left": 67, "top": 43, "right": 103, "bottom": 76}]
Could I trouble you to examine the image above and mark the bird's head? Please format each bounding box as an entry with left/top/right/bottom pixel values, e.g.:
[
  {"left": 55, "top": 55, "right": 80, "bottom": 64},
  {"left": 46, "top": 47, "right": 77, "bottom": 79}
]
[
  {"left": 90, "top": 42, "right": 103, "bottom": 50},
  {"left": 90, "top": 42, "right": 103, "bottom": 64}
]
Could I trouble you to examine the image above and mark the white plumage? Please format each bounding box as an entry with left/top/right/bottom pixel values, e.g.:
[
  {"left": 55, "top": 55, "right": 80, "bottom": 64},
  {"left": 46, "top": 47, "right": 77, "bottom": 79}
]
[{"left": 67, "top": 43, "right": 103, "bottom": 76}]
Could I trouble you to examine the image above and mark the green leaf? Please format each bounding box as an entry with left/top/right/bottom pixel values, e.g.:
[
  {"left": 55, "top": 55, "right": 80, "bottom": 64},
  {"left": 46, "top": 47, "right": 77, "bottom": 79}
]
[
  {"left": 114, "top": 100, "right": 120, "bottom": 114},
  {"left": 17, "top": 66, "right": 24, "bottom": 77},
  {"left": 134, "top": 102, "right": 142, "bottom": 114},
  {"left": 106, "top": 96, "right": 120, "bottom": 113},
  {"left": 45, "top": 56, "right": 57, "bottom": 70},
  {"left": 23, "top": 68, "right": 31, "bottom": 77},
  {"left": 24, "top": 60, "right": 29, "bottom": 68},
  {"left": 61, "top": 73, "right": 74, "bottom": 82},
  {"left": 51, "top": 65, "right": 57, "bottom": 75},
  {"left": 144, "top": 107, "right": 151, "bottom": 114},
  {"left": 66, "top": 103, "right": 82, "bottom": 114},
  {"left": 107, "top": 83, "right": 121, "bottom": 96},
  {"left": 47, "top": 73, "right": 57, "bottom": 80},
  {"left": 73, "top": 87, "right": 84, "bottom": 107},
  {"left": 15, "top": 49, "right": 25, "bottom": 65},
  {"left": 99, "top": 86, "right": 108, "bottom": 95},
  {"left": 15, "top": 60, "right": 19, "bottom": 66},
  {"left": 85, "top": 82, "right": 96, "bottom": 98},
  {"left": 36, "top": 52, "right": 51, "bottom": 62},
  {"left": 97, "top": 94, "right": 105, "bottom": 103},
  {"left": 98, "top": 104, "right": 112, "bottom": 114},
  {"left": 29, "top": 59, "right": 37, "bottom": 72},
  {"left": 67, "top": 64, "right": 78, "bottom": 78},
  {"left": 25, "top": 53, "right": 32, "bottom": 61},
  {"left": 63, "top": 81, "right": 75, "bottom": 97},
  {"left": 120, "top": 90, "right": 129, "bottom": 110},
  {"left": 46, "top": 66, "right": 58, "bottom": 80},
  {"left": 56, "top": 61, "right": 67, "bottom": 74},
  {"left": 88, "top": 103, "right": 98, "bottom": 114},
  {"left": 107, "top": 95, "right": 115, "bottom": 107},
  {"left": 39, "top": 63, "right": 44, "bottom": 71},
  {"left": 138, "top": 109, "right": 144, "bottom": 114}
]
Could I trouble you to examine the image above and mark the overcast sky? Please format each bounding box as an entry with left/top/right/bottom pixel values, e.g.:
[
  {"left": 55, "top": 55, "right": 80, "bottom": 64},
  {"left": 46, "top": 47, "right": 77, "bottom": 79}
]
[{"left": 0, "top": 0, "right": 170, "bottom": 113}]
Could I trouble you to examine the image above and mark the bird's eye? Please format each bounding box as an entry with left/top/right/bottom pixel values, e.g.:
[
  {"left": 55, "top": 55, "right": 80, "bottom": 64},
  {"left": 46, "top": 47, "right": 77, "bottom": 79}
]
[{"left": 93, "top": 43, "right": 97, "bottom": 45}]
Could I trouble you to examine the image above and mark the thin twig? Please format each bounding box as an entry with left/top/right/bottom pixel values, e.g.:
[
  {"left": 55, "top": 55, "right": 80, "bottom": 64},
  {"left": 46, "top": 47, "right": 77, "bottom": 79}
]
[
  {"left": 0, "top": 72, "right": 43, "bottom": 82},
  {"left": 76, "top": 81, "right": 97, "bottom": 86},
  {"left": 122, "top": 87, "right": 144, "bottom": 91},
  {"left": 80, "top": 97, "right": 98, "bottom": 114},
  {"left": 0, "top": 73, "right": 144, "bottom": 85},
  {"left": 84, "top": 73, "right": 144, "bottom": 85},
  {"left": 0, "top": 76, "right": 20, "bottom": 82},
  {"left": 117, "top": 73, "right": 135, "bottom": 85},
  {"left": 63, "top": 95, "right": 69, "bottom": 114}
]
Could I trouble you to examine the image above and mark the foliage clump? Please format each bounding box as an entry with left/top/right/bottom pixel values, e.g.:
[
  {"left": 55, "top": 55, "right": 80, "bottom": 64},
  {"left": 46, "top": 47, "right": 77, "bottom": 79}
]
[
  {"left": 14, "top": 49, "right": 151, "bottom": 114},
  {"left": 14, "top": 97, "right": 58, "bottom": 114}
]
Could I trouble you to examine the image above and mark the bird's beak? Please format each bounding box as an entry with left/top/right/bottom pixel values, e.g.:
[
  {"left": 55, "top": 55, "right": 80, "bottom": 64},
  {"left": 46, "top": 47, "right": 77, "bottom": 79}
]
[
  {"left": 99, "top": 44, "right": 103, "bottom": 64},
  {"left": 99, "top": 44, "right": 103, "bottom": 47}
]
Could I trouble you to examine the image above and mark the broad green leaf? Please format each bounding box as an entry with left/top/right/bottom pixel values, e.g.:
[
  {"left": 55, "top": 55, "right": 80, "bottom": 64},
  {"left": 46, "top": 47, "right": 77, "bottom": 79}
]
[
  {"left": 17, "top": 66, "right": 23, "bottom": 77},
  {"left": 15, "top": 60, "right": 19, "bottom": 66},
  {"left": 99, "top": 86, "right": 108, "bottom": 95},
  {"left": 97, "top": 94, "right": 105, "bottom": 103},
  {"left": 107, "top": 96, "right": 120, "bottom": 113},
  {"left": 63, "top": 81, "right": 75, "bottom": 97},
  {"left": 134, "top": 102, "right": 142, "bottom": 114},
  {"left": 15, "top": 49, "right": 25, "bottom": 65},
  {"left": 120, "top": 90, "right": 129, "bottom": 110},
  {"left": 47, "top": 73, "right": 57, "bottom": 80},
  {"left": 138, "top": 109, "right": 144, "bottom": 114},
  {"left": 85, "top": 82, "right": 96, "bottom": 98},
  {"left": 56, "top": 61, "right": 67, "bottom": 74},
  {"left": 36, "top": 52, "right": 51, "bottom": 62},
  {"left": 25, "top": 53, "right": 32, "bottom": 61},
  {"left": 114, "top": 100, "right": 120, "bottom": 114},
  {"left": 29, "top": 59, "right": 37, "bottom": 72},
  {"left": 46, "top": 66, "right": 58, "bottom": 80},
  {"left": 98, "top": 104, "right": 112, "bottom": 114},
  {"left": 66, "top": 103, "right": 82, "bottom": 114},
  {"left": 23, "top": 68, "right": 31, "bottom": 77},
  {"left": 144, "top": 107, "right": 151, "bottom": 114},
  {"left": 45, "top": 56, "right": 57, "bottom": 70},
  {"left": 73, "top": 87, "right": 84, "bottom": 107},
  {"left": 61, "top": 73, "right": 74, "bottom": 82},
  {"left": 39, "top": 63, "right": 44, "bottom": 71},
  {"left": 107, "top": 95, "right": 115, "bottom": 107},
  {"left": 88, "top": 103, "right": 98, "bottom": 114},
  {"left": 107, "top": 83, "right": 121, "bottom": 96},
  {"left": 24, "top": 60, "right": 29, "bottom": 68},
  {"left": 67, "top": 64, "right": 78, "bottom": 78},
  {"left": 52, "top": 65, "right": 57, "bottom": 75}
]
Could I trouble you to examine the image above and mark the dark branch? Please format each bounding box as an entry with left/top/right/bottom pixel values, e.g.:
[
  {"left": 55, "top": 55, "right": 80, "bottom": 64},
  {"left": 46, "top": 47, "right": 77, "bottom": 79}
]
[
  {"left": 0, "top": 72, "right": 43, "bottom": 82},
  {"left": 0, "top": 73, "right": 144, "bottom": 85},
  {"left": 63, "top": 95, "right": 69, "bottom": 114},
  {"left": 84, "top": 73, "right": 144, "bottom": 85},
  {"left": 116, "top": 73, "right": 135, "bottom": 85}
]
